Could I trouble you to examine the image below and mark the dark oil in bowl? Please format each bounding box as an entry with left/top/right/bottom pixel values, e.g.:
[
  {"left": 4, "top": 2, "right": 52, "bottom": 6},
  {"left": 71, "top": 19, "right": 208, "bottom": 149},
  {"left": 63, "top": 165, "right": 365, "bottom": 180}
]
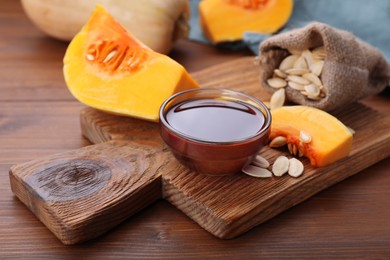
[
  {"left": 159, "top": 88, "right": 271, "bottom": 175},
  {"left": 165, "top": 99, "right": 265, "bottom": 143}
]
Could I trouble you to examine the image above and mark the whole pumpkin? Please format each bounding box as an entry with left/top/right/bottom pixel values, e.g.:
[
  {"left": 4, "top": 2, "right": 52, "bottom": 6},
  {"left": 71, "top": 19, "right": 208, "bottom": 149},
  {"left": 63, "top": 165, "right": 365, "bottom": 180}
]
[{"left": 21, "top": 0, "right": 190, "bottom": 54}]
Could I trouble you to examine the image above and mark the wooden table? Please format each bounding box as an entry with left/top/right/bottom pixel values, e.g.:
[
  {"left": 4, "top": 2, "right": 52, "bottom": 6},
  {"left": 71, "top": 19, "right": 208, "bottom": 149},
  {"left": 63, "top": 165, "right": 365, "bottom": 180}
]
[{"left": 1, "top": 0, "right": 389, "bottom": 258}]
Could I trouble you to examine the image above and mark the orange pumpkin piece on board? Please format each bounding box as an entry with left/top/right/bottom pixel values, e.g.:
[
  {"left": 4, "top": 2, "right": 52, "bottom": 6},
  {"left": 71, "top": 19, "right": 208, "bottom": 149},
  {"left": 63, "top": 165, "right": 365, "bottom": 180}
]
[
  {"left": 270, "top": 106, "right": 353, "bottom": 167},
  {"left": 63, "top": 5, "right": 199, "bottom": 122},
  {"left": 199, "top": 0, "right": 293, "bottom": 44}
]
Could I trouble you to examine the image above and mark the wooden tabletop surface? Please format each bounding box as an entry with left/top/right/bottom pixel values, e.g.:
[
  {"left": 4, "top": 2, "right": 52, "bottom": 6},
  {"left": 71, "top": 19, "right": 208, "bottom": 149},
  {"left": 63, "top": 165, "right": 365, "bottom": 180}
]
[{"left": 1, "top": 0, "right": 389, "bottom": 258}]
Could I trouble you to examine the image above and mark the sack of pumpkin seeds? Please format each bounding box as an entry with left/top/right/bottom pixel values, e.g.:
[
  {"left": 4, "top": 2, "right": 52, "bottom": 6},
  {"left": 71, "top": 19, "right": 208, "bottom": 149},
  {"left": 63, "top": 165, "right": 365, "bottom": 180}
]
[{"left": 256, "top": 22, "right": 390, "bottom": 111}]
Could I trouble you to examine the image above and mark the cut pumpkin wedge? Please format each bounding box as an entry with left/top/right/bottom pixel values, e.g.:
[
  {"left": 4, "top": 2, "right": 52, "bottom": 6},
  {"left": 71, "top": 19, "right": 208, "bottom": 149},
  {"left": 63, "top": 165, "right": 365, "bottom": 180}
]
[
  {"left": 199, "top": 0, "right": 293, "bottom": 43},
  {"left": 63, "top": 5, "right": 199, "bottom": 122},
  {"left": 270, "top": 106, "right": 353, "bottom": 167}
]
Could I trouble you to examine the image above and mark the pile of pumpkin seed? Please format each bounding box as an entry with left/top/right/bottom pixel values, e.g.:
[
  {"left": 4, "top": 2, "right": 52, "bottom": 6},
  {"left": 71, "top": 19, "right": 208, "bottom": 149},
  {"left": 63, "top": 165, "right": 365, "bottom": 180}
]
[
  {"left": 268, "top": 46, "right": 326, "bottom": 110},
  {"left": 242, "top": 154, "right": 304, "bottom": 178},
  {"left": 242, "top": 130, "right": 310, "bottom": 178}
]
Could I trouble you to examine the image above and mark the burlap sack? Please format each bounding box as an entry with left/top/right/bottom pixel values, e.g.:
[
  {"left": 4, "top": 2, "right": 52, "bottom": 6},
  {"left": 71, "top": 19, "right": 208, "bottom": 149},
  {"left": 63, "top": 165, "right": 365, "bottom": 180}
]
[{"left": 257, "top": 22, "right": 390, "bottom": 111}]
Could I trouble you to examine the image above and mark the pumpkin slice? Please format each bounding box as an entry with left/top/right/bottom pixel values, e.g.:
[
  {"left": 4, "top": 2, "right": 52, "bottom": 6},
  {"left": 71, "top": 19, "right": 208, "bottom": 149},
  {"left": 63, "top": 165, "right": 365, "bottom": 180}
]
[
  {"left": 199, "top": 0, "right": 293, "bottom": 44},
  {"left": 63, "top": 5, "right": 199, "bottom": 122},
  {"left": 270, "top": 106, "right": 353, "bottom": 167}
]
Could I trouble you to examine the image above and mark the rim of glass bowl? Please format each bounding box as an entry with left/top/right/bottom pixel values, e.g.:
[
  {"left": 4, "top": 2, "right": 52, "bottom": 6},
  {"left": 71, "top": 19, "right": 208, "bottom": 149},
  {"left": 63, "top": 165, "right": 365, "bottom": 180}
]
[{"left": 159, "top": 88, "right": 272, "bottom": 145}]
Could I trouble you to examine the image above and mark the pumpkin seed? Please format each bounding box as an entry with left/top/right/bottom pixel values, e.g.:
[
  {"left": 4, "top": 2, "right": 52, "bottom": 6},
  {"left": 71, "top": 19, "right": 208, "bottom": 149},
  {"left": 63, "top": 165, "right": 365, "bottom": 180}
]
[
  {"left": 288, "top": 158, "right": 304, "bottom": 177},
  {"left": 298, "top": 141, "right": 304, "bottom": 155},
  {"left": 304, "top": 84, "right": 321, "bottom": 97},
  {"left": 312, "top": 46, "right": 326, "bottom": 59},
  {"left": 306, "top": 94, "right": 323, "bottom": 100},
  {"left": 310, "top": 60, "right": 324, "bottom": 76},
  {"left": 267, "top": 78, "right": 287, "bottom": 88},
  {"left": 347, "top": 126, "right": 356, "bottom": 135},
  {"left": 103, "top": 50, "right": 117, "bottom": 63},
  {"left": 292, "top": 144, "right": 297, "bottom": 156},
  {"left": 312, "top": 53, "right": 325, "bottom": 61},
  {"left": 86, "top": 53, "right": 95, "bottom": 61},
  {"left": 302, "top": 73, "right": 322, "bottom": 86},
  {"left": 298, "top": 148, "right": 304, "bottom": 158},
  {"left": 288, "top": 81, "right": 305, "bottom": 91},
  {"left": 274, "top": 69, "right": 287, "bottom": 78},
  {"left": 299, "top": 130, "right": 312, "bottom": 143},
  {"left": 252, "top": 155, "right": 270, "bottom": 168},
  {"left": 287, "top": 143, "right": 294, "bottom": 155},
  {"left": 242, "top": 165, "right": 273, "bottom": 178},
  {"left": 287, "top": 75, "right": 311, "bottom": 85},
  {"left": 279, "top": 55, "right": 299, "bottom": 71},
  {"left": 288, "top": 49, "right": 302, "bottom": 56},
  {"left": 270, "top": 88, "right": 285, "bottom": 110},
  {"left": 293, "top": 56, "right": 308, "bottom": 69},
  {"left": 272, "top": 156, "right": 289, "bottom": 176},
  {"left": 285, "top": 68, "right": 310, "bottom": 75},
  {"left": 301, "top": 49, "right": 314, "bottom": 67},
  {"left": 269, "top": 136, "right": 287, "bottom": 148}
]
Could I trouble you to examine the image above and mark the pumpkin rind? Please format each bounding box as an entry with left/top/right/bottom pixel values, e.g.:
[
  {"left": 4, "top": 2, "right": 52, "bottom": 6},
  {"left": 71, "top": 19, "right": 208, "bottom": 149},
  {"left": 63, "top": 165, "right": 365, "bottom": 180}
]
[
  {"left": 21, "top": 0, "right": 190, "bottom": 54},
  {"left": 199, "top": 0, "right": 293, "bottom": 43}
]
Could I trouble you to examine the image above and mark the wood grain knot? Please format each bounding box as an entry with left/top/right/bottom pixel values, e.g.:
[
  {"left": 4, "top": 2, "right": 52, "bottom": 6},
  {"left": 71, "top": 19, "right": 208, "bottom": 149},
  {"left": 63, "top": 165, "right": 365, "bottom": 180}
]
[{"left": 26, "top": 159, "right": 112, "bottom": 201}]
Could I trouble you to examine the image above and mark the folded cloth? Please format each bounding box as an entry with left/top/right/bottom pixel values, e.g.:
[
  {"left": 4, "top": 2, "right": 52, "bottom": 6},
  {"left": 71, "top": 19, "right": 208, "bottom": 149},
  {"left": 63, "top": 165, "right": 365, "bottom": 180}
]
[{"left": 189, "top": 0, "right": 390, "bottom": 63}]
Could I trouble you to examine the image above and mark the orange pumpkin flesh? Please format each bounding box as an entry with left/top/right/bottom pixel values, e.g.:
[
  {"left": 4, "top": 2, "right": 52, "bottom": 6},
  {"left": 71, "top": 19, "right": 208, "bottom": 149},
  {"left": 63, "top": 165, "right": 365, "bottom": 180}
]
[
  {"left": 63, "top": 5, "right": 199, "bottom": 122},
  {"left": 270, "top": 106, "right": 353, "bottom": 167},
  {"left": 199, "top": 0, "right": 293, "bottom": 43}
]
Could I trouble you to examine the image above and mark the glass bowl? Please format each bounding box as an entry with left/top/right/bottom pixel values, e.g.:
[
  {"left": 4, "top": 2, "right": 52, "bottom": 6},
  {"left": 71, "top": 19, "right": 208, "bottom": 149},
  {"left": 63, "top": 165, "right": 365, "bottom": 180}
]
[{"left": 159, "top": 88, "right": 271, "bottom": 175}]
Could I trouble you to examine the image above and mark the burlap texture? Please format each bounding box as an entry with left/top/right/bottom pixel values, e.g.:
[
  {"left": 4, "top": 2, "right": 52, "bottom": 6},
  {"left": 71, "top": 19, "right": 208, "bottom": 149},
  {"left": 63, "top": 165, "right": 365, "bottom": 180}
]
[{"left": 257, "top": 22, "right": 390, "bottom": 111}]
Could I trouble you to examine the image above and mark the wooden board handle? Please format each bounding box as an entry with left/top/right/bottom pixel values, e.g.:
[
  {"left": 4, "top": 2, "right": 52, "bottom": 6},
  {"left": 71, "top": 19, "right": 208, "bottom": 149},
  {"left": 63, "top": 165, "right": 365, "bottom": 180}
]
[{"left": 9, "top": 141, "right": 176, "bottom": 245}]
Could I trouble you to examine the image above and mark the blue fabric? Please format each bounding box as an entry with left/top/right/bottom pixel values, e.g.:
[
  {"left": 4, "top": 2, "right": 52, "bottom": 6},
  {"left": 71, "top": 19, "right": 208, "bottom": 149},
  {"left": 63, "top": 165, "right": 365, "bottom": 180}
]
[{"left": 189, "top": 0, "right": 390, "bottom": 62}]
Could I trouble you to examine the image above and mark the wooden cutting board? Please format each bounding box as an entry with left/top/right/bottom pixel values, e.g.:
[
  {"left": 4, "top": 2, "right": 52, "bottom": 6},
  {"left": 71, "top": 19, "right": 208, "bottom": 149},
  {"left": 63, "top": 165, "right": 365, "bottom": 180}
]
[{"left": 10, "top": 57, "right": 390, "bottom": 245}]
